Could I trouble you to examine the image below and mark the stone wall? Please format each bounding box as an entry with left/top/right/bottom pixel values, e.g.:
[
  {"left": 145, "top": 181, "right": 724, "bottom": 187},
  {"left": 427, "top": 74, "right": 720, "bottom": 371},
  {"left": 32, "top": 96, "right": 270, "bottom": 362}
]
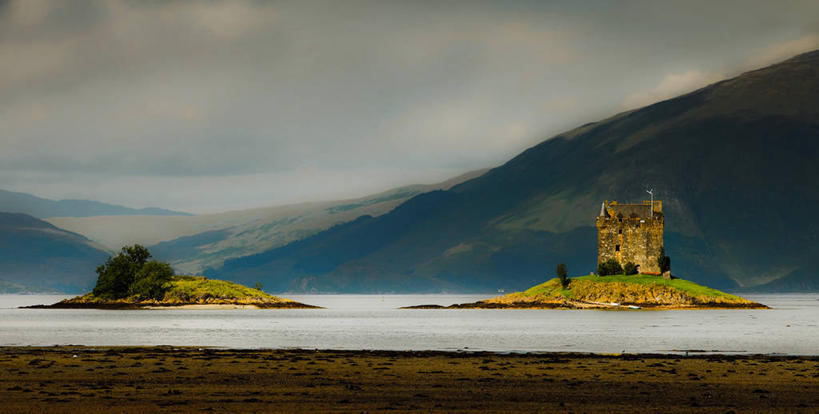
[{"left": 596, "top": 201, "right": 664, "bottom": 274}]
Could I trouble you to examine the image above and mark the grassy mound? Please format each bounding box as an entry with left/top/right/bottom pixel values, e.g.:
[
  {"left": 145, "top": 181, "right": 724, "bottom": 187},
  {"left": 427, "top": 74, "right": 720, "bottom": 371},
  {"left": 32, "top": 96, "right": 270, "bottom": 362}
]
[
  {"left": 33, "top": 276, "right": 320, "bottom": 309},
  {"left": 453, "top": 274, "right": 767, "bottom": 309}
]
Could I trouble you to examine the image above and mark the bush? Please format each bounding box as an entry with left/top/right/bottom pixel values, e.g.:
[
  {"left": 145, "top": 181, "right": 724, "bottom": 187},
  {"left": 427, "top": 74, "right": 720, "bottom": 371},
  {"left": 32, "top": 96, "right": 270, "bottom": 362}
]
[
  {"left": 556, "top": 263, "right": 569, "bottom": 288},
  {"left": 597, "top": 258, "right": 623, "bottom": 276},
  {"left": 623, "top": 261, "right": 638, "bottom": 275},
  {"left": 657, "top": 247, "right": 671, "bottom": 273}
]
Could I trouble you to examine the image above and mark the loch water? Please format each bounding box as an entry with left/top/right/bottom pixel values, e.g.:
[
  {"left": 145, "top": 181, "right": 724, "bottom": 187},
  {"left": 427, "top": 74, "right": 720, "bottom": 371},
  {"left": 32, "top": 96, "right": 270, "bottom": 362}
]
[{"left": 0, "top": 294, "right": 817, "bottom": 355}]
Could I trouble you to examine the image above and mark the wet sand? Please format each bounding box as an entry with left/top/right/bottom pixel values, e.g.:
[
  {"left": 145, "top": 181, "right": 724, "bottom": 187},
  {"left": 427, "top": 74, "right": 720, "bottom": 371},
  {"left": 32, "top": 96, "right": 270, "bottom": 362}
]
[{"left": 1, "top": 347, "right": 817, "bottom": 413}]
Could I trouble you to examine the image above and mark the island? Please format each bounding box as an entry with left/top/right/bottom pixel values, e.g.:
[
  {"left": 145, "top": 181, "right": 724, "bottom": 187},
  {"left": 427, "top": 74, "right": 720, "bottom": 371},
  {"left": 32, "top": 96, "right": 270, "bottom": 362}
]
[
  {"left": 26, "top": 275, "right": 320, "bottom": 309},
  {"left": 403, "top": 273, "right": 767, "bottom": 310},
  {"left": 23, "top": 244, "right": 319, "bottom": 310}
]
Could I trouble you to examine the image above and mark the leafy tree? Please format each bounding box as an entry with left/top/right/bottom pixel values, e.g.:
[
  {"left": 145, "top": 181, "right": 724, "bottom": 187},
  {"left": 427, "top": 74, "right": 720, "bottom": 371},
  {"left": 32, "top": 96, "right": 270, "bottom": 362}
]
[
  {"left": 253, "top": 282, "right": 264, "bottom": 291},
  {"left": 597, "top": 258, "right": 623, "bottom": 276},
  {"left": 556, "top": 263, "right": 569, "bottom": 289},
  {"left": 129, "top": 261, "right": 174, "bottom": 300},
  {"left": 623, "top": 261, "right": 638, "bottom": 275},
  {"left": 657, "top": 247, "right": 671, "bottom": 273},
  {"left": 123, "top": 245, "right": 151, "bottom": 267},
  {"left": 92, "top": 244, "right": 172, "bottom": 300}
]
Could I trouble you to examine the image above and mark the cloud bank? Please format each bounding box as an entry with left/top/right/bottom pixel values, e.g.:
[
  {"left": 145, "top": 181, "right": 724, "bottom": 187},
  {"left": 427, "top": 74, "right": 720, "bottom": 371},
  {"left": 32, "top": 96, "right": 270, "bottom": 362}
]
[{"left": 1, "top": 0, "right": 818, "bottom": 212}]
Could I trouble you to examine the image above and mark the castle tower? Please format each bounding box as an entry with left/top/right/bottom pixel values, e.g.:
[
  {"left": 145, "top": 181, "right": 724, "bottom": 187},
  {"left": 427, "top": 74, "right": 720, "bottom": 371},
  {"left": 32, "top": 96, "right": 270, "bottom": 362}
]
[{"left": 595, "top": 200, "right": 664, "bottom": 274}]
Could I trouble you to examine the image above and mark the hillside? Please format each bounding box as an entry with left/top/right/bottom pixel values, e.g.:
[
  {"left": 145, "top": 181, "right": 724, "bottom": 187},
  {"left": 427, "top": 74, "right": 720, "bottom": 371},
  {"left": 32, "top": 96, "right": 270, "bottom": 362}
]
[
  {"left": 47, "top": 169, "right": 486, "bottom": 274},
  {"left": 30, "top": 276, "right": 319, "bottom": 309},
  {"left": 0, "top": 189, "right": 190, "bottom": 218},
  {"left": 0, "top": 213, "right": 110, "bottom": 292},
  {"left": 212, "top": 50, "right": 819, "bottom": 293},
  {"left": 406, "top": 274, "right": 766, "bottom": 309}
]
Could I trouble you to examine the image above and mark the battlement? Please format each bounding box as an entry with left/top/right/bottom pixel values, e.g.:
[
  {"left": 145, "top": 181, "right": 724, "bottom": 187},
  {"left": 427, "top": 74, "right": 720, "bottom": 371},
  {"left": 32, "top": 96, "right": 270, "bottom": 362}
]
[{"left": 598, "top": 200, "right": 662, "bottom": 220}]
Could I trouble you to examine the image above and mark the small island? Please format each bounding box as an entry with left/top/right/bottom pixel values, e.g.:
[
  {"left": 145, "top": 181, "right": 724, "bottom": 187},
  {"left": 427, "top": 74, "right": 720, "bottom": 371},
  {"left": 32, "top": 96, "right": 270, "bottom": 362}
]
[
  {"left": 405, "top": 200, "right": 766, "bottom": 310},
  {"left": 404, "top": 273, "right": 767, "bottom": 310},
  {"left": 25, "top": 245, "right": 319, "bottom": 310}
]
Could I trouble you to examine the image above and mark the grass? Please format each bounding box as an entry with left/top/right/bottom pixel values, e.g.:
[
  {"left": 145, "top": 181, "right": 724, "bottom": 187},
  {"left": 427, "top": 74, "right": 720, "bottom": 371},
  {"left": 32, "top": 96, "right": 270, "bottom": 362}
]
[
  {"left": 66, "top": 276, "right": 293, "bottom": 305},
  {"left": 164, "top": 275, "right": 280, "bottom": 302},
  {"left": 495, "top": 273, "right": 756, "bottom": 306}
]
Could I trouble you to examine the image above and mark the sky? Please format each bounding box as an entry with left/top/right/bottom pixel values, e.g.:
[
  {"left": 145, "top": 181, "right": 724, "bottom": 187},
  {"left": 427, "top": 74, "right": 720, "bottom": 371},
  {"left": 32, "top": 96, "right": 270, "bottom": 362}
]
[{"left": 2, "top": 0, "right": 818, "bottom": 213}]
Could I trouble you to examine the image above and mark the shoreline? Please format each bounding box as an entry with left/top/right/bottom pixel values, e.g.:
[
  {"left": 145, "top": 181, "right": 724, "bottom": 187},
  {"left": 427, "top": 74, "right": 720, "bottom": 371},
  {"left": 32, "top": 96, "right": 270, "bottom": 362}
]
[
  {"left": 2, "top": 345, "right": 817, "bottom": 357},
  {"left": 21, "top": 301, "right": 323, "bottom": 310},
  {"left": 1, "top": 346, "right": 816, "bottom": 413},
  {"left": 402, "top": 300, "right": 769, "bottom": 310}
]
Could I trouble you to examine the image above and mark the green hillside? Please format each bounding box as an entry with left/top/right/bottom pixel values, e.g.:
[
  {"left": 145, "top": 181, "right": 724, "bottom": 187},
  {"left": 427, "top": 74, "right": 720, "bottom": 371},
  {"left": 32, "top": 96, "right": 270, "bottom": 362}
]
[{"left": 212, "top": 49, "right": 819, "bottom": 293}]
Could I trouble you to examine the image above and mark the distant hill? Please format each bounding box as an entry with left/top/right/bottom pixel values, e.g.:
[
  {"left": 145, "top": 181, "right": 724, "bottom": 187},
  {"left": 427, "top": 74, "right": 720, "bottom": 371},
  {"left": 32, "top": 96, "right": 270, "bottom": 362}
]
[
  {"left": 742, "top": 267, "right": 819, "bottom": 292},
  {"left": 212, "top": 50, "right": 819, "bottom": 293},
  {"left": 0, "top": 213, "right": 110, "bottom": 292},
  {"left": 0, "top": 189, "right": 191, "bottom": 218},
  {"left": 47, "top": 170, "right": 487, "bottom": 274}
]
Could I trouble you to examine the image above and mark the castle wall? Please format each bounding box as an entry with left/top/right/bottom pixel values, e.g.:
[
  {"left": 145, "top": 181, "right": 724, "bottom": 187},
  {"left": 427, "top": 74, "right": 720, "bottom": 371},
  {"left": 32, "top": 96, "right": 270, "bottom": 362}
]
[{"left": 596, "top": 203, "right": 664, "bottom": 274}]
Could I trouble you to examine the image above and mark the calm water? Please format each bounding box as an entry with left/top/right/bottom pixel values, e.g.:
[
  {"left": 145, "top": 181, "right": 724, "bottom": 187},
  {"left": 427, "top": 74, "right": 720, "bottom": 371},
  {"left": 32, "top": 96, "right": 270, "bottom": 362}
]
[{"left": 1, "top": 294, "right": 817, "bottom": 355}]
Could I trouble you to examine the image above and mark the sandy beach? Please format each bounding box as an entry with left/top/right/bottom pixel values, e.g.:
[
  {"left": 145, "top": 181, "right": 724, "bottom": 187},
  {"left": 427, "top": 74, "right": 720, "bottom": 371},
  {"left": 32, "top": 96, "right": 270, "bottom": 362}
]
[{"left": 1, "top": 347, "right": 817, "bottom": 413}]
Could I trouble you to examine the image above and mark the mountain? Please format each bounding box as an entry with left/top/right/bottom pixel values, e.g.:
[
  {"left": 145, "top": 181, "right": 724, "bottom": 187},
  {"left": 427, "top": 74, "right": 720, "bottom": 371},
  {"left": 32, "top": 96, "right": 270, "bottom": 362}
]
[
  {"left": 47, "top": 170, "right": 487, "bottom": 274},
  {"left": 743, "top": 267, "right": 819, "bottom": 292},
  {"left": 0, "top": 189, "right": 191, "bottom": 218},
  {"left": 0, "top": 213, "right": 110, "bottom": 292},
  {"left": 212, "top": 50, "right": 819, "bottom": 293}
]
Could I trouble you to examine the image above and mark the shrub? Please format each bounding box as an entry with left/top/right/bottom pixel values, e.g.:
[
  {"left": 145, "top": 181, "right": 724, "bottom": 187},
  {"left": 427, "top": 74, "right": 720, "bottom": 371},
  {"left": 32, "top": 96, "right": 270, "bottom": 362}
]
[
  {"left": 597, "top": 258, "right": 623, "bottom": 276},
  {"left": 556, "top": 263, "right": 569, "bottom": 289},
  {"left": 623, "top": 261, "right": 638, "bottom": 275}
]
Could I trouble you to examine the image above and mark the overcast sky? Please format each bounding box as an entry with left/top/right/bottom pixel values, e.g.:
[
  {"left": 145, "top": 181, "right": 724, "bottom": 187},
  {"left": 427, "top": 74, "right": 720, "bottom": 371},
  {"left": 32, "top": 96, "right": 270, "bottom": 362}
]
[{"left": 2, "top": 0, "right": 818, "bottom": 213}]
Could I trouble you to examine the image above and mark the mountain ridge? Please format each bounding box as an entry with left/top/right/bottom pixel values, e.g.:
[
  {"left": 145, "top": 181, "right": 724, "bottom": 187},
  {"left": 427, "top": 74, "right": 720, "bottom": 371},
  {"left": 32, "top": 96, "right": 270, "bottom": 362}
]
[
  {"left": 0, "top": 212, "right": 111, "bottom": 292},
  {"left": 0, "top": 189, "right": 191, "bottom": 218},
  {"left": 212, "top": 49, "right": 819, "bottom": 293}
]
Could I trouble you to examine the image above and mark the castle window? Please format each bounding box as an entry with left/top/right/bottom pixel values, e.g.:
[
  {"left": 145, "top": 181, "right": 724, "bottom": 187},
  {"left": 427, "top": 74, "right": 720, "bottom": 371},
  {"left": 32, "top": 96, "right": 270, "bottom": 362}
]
[{"left": 615, "top": 245, "right": 620, "bottom": 252}]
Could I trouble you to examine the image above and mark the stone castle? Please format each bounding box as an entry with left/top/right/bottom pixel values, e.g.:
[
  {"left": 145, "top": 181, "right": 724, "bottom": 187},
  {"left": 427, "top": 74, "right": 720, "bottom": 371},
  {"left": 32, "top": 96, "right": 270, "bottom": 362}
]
[{"left": 596, "top": 200, "right": 664, "bottom": 274}]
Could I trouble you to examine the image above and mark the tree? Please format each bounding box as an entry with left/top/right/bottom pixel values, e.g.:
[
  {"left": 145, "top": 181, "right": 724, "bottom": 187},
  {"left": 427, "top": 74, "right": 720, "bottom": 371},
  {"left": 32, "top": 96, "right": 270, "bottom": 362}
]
[
  {"left": 253, "top": 282, "right": 264, "bottom": 291},
  {"left": 597, "top": 258, "right": 623, "bottom": 276},
  {"left": 92, "top": 244, "right": 171, "bottom": 300},
  {"left": 623, "top": 261, "right": 638, "bottom": 275},
  {"left": 556, "top": 263, "right": 569, "bottom": 288},
  {"left": 657, "top": 247, "right": 671, "bottom": 273},
  {"left": 93, "top": 253, "right": 140, "bottom": 299},
  {"left": 129, "top": 261, "right": 174, "bottom": 300}
]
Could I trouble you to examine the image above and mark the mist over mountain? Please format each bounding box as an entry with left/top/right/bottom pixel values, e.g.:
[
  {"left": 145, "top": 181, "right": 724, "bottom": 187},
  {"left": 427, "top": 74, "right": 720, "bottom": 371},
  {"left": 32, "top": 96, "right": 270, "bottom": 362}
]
[
  {"left": 0, "top": 189, "right": 191, "bottom": 218},
  {"left": 44, "top": 171, "right": 486, "bottom": 275},
  {"left": 211, "top": 50, "right": 819, "bottom": 293},
  {"left": 0, "top": 213, "right": 110, "bottom": 292}
]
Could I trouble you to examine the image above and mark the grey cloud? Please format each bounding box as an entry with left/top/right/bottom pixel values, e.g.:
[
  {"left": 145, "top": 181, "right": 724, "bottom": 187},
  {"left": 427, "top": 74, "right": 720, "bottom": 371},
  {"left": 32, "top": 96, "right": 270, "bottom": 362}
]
[{"left": 1, "top": 0, "right": 818, "bottom": 212}]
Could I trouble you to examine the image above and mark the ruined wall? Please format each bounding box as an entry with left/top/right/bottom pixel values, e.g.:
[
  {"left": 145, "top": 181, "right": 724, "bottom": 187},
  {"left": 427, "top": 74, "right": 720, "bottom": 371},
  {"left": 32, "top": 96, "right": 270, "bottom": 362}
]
[{"left": 596, "top": 201, "right": 664, "bottom": 274}]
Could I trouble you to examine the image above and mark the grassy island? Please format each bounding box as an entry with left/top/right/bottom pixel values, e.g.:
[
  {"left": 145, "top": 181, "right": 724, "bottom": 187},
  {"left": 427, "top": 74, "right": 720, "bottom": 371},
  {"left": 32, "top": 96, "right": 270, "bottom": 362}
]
[
  {"left": 28, "top": 275, "right": 320, "bottom": 309},
  {"left": 24, "top": 244, "right": 319, "bottom": 309},
  {"left": 27, "top": 275, "right": 319, "bottom": 309},
  {"left": 405, "top": 274, "right": 767, "bottom": 310}
]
